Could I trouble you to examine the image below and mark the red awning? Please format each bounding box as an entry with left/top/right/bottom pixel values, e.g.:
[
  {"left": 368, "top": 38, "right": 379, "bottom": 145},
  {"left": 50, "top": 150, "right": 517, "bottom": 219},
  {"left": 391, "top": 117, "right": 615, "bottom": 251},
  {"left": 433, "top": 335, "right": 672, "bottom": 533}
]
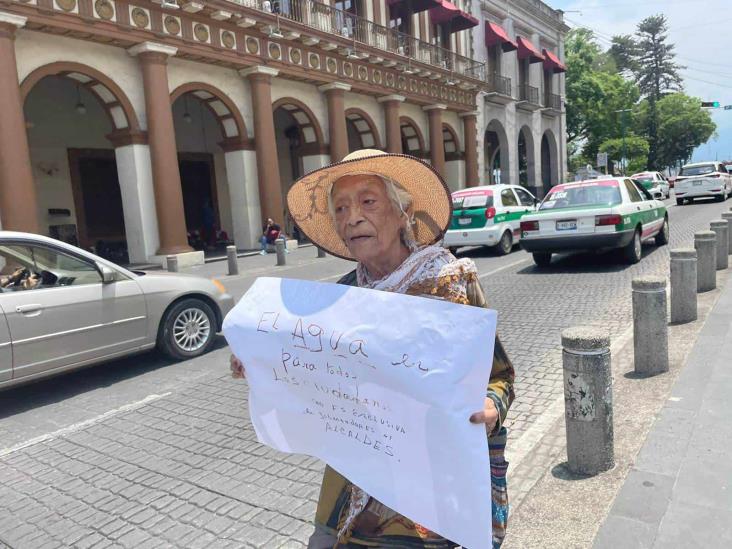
[
  {"left": 484, "top": 21, "right": 517, "bottom": 52},
  {"left": 542, "top": 48, "right": 566, "bottom": 73},
  {"left": 387, "top": 0, "right": 441, "bottom": 15},
  {"left": 517, "top": 36, "right": 545, "bottom": 63},
  {"left": 429, "top": 0, "right": 479, "bottom": 32}
]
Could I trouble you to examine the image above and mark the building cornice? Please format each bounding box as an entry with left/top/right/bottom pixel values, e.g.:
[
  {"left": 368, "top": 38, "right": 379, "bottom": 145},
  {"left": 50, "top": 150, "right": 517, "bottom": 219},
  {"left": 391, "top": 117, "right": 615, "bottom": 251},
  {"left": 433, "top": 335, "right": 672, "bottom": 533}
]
[{"left": 0, "top": 11, "right": 27, "bottom": 27}]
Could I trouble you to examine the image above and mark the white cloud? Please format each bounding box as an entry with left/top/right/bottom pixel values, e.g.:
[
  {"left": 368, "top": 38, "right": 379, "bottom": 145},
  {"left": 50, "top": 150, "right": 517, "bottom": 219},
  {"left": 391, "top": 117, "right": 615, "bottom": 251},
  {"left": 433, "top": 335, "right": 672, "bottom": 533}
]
[{"left": 552, "top": 0, "right": 732, "bottom": 162}]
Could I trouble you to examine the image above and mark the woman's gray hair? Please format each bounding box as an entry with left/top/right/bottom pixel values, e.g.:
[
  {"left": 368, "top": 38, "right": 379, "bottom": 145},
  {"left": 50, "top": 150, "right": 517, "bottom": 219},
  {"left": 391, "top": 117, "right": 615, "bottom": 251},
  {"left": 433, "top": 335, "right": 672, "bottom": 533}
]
[{"left": 328, "top": 174, "right": 417, "bottom": 247}]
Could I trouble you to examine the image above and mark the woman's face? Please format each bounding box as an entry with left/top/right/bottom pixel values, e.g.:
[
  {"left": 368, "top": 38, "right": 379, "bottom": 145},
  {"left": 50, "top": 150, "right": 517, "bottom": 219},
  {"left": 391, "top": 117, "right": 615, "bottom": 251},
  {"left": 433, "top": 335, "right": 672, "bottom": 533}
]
[{"left": 331, "top": 175, "right": 406, "bottom": 265}]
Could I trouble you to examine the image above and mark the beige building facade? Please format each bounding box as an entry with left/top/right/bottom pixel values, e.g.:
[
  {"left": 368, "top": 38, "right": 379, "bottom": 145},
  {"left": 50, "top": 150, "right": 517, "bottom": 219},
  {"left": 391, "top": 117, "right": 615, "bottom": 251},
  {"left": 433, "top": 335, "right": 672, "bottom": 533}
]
[{"left": 0, "top": 0, "right": 565, "bottom": 265}]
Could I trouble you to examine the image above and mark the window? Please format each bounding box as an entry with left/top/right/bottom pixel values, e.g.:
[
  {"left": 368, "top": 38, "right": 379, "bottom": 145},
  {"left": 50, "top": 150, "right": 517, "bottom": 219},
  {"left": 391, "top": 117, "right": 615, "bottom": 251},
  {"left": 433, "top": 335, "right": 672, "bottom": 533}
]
[
  {"left": 514, "top": 188, "right": 536, "bottom": 207},
  {"left": 0, "top": 244, "right": 101, "bottom": 292},
  {"left": 633, "top": 181, "right": 654, "bottom": 201},
  {"left": 680, "top": 164, "right": 716, "bottom": 177},
  {"left": 487, "top": 45, "right": 501, "bottom": 76},
  {"left": 500, "top": 188, "right": 519, "bottom": 207},
  {"left": 389, "top": 5, "right": 411, "bottom": 37},
  {"left": 624, "top": 179, "right": 644, "bottom": 202},
  {"left": 540, "top": 183, "right": 622, "bottom": 211}
]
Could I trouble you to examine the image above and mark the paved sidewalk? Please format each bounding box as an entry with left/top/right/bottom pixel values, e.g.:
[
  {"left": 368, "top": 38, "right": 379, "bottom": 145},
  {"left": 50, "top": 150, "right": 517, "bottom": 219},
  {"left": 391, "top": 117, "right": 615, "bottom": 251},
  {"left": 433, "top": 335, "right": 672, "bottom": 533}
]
[{"left": 594, "top": 275, "right": 732, "bottom": 548}]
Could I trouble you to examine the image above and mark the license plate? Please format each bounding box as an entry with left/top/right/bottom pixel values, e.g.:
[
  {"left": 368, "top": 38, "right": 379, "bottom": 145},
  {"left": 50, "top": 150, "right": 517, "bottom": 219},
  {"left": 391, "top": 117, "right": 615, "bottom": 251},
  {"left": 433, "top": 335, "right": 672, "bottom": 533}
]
[
  {"left": 458, "top": 217, "right": 472, "bottom": 225},
  {"left": 556, "top": 220, "right": 577, "bottom": 231},
  {"left": 693, "top": 181, "right": 702, "bottom": 186}
]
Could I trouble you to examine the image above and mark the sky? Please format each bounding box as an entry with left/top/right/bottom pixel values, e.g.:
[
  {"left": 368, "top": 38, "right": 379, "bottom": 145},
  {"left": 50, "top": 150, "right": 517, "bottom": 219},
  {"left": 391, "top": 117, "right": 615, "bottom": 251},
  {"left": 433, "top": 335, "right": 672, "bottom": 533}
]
[{"left": 550, "top": 0, "right": 732, "bottom": 163}]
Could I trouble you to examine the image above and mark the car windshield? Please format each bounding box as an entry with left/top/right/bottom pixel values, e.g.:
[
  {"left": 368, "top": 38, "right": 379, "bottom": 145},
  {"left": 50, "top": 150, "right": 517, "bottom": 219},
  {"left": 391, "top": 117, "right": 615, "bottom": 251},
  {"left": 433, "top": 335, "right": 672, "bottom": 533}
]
[
  {"left": 452, "top": 192, "right": 493, "bottom": 210},
  {"left": 680, "top": 164, "right": 716, "bottom": 176},
  {"left": 540, "top": 182, "right": 622, "bottom": 210}
]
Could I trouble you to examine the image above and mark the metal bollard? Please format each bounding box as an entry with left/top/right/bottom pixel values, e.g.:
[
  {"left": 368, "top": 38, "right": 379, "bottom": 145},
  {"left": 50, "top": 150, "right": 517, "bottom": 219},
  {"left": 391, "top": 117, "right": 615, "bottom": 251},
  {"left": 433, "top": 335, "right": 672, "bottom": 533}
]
[
  {"left": 710, "top": 220, "right": 729, "bottom": 270},
  {"left": 670, "top": 249, "right": 697, "bottom": 324},
  {"left": 562, "top": 327, "right": 614, "bottom": 476},
  {"left": 317, "top": 246, "right": 326, "bottom": 258},
  {"left": 632, "top": 276, "right": 669, "bottom": 376},
  {"left": 721, "top": 212, "right": 732, "bottom": 255},
  {"left": 694, "top": 231, "right": 717, "bottom": 292},
  {"left": 166, "top": 255, "right": 178, "bottom": 273},
  {"left": 226, "top": 245, "right": 239, "bottom": 276},
  {"left": 275, "top": 239, "right": 286, "bottom": 266}
]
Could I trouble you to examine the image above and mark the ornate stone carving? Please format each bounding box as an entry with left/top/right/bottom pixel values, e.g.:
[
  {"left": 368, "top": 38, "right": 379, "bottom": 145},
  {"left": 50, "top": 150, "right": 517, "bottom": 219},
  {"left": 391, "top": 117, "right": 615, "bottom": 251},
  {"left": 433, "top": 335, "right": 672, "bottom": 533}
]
[
  {"left": 131, "top": 7, "right": 149, "bottom": 28},
  {"left": 268, "top": 42, "right": 281, "bottom": 60},
  {"left": 221, "top": 30, "right": 235, "bottom": 49},
  {"left": 289, "top": 48, "right": 301, "bottom": 64},
  {"left": 94, "top": 0, "right": 114, "bottom": 20},
  {"left": 246, "top": 37, "right": 259, "bottom": 54},
  {"left": 164, "top": 16, "right": 180, "bottom": 35},
  {"left": 308, "top": 53, "right": 320, "bottom": 69},
  {"left": 342, "top": 62, "right": 353, "bottom": 78},
  {"left": 57, "top": 0, "right": 77, "bottom": 12},
  {"left": 357, "top": 66, "right": 367, "bottom": 81},
  {"left": 194, "top": 23, "right": 209, "bottom": 42},
  {"left": 326, "top": 57, "right": 337, "bottom": 73}
]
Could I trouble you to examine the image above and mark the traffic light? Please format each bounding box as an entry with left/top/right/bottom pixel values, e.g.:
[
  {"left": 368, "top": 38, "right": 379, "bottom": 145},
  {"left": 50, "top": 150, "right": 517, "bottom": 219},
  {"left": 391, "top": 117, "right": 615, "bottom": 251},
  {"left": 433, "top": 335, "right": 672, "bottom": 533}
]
[{"left": 701, "top": 101, "right": 720, "bottom": 108}]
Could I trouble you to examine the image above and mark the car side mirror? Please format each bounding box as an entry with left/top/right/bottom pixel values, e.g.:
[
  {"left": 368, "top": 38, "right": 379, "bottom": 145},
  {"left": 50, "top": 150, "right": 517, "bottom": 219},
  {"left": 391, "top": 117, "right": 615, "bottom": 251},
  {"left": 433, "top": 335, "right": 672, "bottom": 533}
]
[{"left": 97, "top": 263, "right": 116, "bottom": 284}]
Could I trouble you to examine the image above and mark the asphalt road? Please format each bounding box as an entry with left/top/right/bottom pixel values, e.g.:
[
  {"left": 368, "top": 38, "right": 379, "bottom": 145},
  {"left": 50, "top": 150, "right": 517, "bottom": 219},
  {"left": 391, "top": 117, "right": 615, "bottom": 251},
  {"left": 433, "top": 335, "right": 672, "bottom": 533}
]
[{"left": 1, "top": 195, "right": 730, "bottom": 548}]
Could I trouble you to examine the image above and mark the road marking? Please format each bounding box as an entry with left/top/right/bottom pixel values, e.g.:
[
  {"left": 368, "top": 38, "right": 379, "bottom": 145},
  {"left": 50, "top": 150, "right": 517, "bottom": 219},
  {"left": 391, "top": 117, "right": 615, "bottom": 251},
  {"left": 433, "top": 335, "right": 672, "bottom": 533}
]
[{"left": 0, "top": 392, "right": 171, "bottom": 458}]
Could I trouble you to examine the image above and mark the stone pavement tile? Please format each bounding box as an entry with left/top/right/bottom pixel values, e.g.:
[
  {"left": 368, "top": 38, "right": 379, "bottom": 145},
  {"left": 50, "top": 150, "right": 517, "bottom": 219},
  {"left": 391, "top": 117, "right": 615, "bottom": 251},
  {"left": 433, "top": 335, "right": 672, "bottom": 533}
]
[
  {"left": 633, "top": 407, "right": 695, "bottom": 477},
  {"left": 673, "top": 457, "right": 732, "bottom": 513},
  {"left": 652, "top": 500, "right": 732, "bottom": 549},
  {"left": 593, "top": 514, "right": 656, "bottom": 549},
  {"left": 606, "top": 469, "right": 675, "bottom": 526}
]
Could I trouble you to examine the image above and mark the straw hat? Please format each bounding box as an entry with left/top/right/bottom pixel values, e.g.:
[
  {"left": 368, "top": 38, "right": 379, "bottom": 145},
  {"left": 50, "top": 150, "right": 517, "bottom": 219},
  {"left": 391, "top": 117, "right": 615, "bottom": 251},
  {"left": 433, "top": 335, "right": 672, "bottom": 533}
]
[{"left": 286, "top": 149, "right": 452, "bottom": 261}]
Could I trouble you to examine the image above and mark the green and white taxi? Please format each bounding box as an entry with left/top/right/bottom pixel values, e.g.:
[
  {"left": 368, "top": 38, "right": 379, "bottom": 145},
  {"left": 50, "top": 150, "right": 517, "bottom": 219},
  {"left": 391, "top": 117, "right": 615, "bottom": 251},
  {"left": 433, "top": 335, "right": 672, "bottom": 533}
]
[
  {"left": 519, "top": 178, "right": 669, "bottom": 266},
  {"left": 443, "top": 185, "right": 538, "bottom": 255}
]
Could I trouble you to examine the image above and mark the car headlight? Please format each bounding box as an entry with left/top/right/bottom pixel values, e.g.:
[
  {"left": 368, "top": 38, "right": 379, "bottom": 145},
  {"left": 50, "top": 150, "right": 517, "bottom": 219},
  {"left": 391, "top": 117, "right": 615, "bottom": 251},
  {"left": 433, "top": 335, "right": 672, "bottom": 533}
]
[{"left": 212, "top": 279, "right": 227, "bottom": 294}]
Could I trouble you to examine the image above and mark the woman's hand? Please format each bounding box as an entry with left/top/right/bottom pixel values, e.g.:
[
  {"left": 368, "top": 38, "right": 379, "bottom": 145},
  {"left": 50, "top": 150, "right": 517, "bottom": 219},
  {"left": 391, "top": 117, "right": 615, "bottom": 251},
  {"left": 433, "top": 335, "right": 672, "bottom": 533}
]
[
  {"left": 469, "top": 398, "right": 499, "bottom": 433},
  {"left": 230, "top": 355, "right": 246, "bottom": 379}
]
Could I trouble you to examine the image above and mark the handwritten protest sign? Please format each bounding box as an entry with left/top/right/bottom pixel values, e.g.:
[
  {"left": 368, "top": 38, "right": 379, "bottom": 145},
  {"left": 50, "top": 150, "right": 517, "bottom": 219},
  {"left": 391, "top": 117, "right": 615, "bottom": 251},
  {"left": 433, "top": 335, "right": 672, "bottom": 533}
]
[{"left": 223, "top": 277, "right": 497, "bottom": 548}]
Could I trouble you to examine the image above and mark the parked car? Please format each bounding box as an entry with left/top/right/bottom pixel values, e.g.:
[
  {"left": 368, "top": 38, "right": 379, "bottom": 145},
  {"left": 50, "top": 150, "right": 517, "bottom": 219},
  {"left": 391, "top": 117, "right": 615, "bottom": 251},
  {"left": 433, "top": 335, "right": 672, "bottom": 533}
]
[
  {"left": 0, "top": 232, "right": 234, "bottom": 390},
  {"left": 519, "top": 178, "right": 668, "bottom": 267},
  {"left": 630, "top": 171, "right": 670, "bottom": 199},
  {"left": 674, "top": 162, "right": 732, "bottom": 205},
  {"left": 443, "top": 185, "right": 538, "bottom": 255}
]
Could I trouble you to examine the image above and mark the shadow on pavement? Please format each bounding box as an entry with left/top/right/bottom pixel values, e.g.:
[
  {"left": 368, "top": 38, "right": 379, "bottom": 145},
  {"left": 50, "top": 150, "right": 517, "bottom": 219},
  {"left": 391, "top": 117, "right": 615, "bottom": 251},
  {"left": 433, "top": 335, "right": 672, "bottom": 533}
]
[
  {"left": 516, "top": 244, "right": 666, "bottom": 275},
  {"left": 550, "top": 461, "right": 594, "bottom": 481},
  {"left": 0, "top": 336, "right": 228, "bottom": 419}
]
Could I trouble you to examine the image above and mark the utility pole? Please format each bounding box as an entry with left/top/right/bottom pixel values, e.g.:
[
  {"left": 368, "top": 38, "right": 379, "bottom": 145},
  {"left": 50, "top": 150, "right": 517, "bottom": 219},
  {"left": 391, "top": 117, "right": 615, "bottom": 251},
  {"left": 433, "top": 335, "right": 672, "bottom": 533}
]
[{"left": 614, "top": 109, "right": 632, "bottom": 175}]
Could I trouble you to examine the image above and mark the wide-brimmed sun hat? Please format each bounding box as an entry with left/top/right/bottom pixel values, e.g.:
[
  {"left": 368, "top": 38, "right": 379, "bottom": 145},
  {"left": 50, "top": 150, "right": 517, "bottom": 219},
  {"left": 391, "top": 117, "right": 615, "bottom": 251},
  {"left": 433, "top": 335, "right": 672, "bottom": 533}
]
[{"left": 286, "top": 149, "right": 452, "bottom": 261}]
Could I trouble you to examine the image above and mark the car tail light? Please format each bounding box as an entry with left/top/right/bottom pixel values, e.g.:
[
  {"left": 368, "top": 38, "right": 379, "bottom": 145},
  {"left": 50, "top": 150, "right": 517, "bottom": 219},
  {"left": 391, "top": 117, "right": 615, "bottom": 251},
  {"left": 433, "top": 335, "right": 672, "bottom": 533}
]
[
  {"left": 485, "top": 207, "right": 497, "bottom": 219},
  {"left": 595, "top": 214, "right": 622, "bottom": 226},
  {"left": 520, "top": 220, "right": 539, "bottom": 231}
]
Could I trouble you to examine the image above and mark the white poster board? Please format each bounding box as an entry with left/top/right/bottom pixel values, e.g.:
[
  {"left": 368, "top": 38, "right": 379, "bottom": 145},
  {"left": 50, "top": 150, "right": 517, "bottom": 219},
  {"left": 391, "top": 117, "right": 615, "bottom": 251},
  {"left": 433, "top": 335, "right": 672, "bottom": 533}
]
[{"left": 223, "top": 277, "right": 496, "bottom": 548}]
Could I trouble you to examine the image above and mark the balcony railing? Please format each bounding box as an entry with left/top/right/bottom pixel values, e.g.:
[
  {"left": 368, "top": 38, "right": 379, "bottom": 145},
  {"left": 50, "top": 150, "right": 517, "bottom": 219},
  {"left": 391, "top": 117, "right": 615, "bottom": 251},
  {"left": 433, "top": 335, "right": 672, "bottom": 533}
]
[
  {"left": 233, "top": 0, "right": 485, "bottom": 80},
  {"left": 519, "top": 83, "right": 540, "bottom": 105},
  {"left": 486, "top": 73, "right": 511, "bottom": 96},
  {"left": 544, "top": 92, "right": 561, "bottom": 111}
]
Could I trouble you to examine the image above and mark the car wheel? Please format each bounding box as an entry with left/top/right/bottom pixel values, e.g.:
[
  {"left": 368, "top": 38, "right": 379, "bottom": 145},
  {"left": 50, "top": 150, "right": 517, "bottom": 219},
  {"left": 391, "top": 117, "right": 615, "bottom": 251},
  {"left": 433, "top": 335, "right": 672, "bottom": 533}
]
[
  {"left": 623, "top": 228, "right": 642, "bottom": 264},
  {"left": 715, "top": 193, "right": 724, "bottom": 202},
  {"left": 448, "top": 247, "right": 459, "bottom": 256},
  {"left": 495, "top": 230, "right": 513, "bottom": 255},
  {"left": 676, "top": 198, "right": 684, "bottom": 206},
  {"left": 655, "top": 217, "right": 669, "bottom": 246},
  {"left": 158, "top": 298, "right": 217, "bottom": 360},
  {"left": 533, "top": 252, "right": 552, "bottom": 267}
]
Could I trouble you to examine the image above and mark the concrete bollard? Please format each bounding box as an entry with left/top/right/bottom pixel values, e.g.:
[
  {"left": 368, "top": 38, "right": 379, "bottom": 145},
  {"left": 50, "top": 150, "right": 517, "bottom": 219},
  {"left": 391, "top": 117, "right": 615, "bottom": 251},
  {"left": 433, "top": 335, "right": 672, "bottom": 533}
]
[
  {"left": 710, "top": 220, "right": 729, "bottom": 270},
  {"left": 670, "top": 249, "right": 697, "bottom": 324},
  {"left": 226, "top": 245, "right": 239, "bottom": 276},
  {"left": 317, "top": 246, "right": 326, "bottom": 258},
  {"left": 166, "top": 255, "right": 178, "bottom": 273},
  {"left": 632, "top": 276, "right": 669, "bottom": 376},
  {"left": 275, "top": 239, "right": 287, "bottom": 266},
  {"left": 562, "top": 327, "right": 614, "bottom": 476},
  {"left": 694, "top": 231, "right": 717, "bottom": 292},
  {"left": 721, "top": 212, "right": 732, "bottom": 255}
]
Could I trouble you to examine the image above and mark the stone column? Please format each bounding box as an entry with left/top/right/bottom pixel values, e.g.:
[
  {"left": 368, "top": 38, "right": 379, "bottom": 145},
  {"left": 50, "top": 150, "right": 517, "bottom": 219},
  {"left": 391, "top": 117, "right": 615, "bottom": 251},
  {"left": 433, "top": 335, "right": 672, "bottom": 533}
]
[
  {"left": 240, "top": 66, "right": 284, "bottom": 225},
  {"left": 0, "top": 13, "right": 39, "bottom": 234},
  {"left": 424, "top": 104, "right": 447, "bottom": 178},
  {"left": 377, "top": 94, "right": 404, "bottom": 154},
  {"left": 319, "top": 82, "right": 350, "bottom": 161},
  {"left": 460, "top": 111, "right": 479, "bottom": 187},
  {"left": 128, "top": 42, "right": 192, "bottom": 256},
  {"left": 223, "top": 146, "right": 261, "bottom": 250}
]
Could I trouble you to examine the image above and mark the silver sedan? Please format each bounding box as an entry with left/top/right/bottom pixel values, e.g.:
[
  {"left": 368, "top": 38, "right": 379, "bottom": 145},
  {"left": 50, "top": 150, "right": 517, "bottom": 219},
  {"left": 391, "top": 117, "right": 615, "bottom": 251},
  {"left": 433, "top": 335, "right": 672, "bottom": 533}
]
[{"left": 0, "top": 231, "right": 234, "bottom": 390}]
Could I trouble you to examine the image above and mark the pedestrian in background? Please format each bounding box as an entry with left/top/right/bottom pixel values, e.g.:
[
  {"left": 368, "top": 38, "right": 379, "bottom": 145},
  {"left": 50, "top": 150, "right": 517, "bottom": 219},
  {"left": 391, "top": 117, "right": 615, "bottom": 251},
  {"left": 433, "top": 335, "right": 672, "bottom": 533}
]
[{"left": 233, "top": 149, "right": 515, "bottom": 548}]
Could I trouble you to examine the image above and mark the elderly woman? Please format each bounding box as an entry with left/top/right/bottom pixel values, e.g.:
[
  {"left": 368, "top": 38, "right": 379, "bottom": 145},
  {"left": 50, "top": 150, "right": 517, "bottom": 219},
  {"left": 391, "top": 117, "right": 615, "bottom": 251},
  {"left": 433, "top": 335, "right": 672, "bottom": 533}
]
[{"left": 231, "top": 149, "right": 514, "bottom": 548}]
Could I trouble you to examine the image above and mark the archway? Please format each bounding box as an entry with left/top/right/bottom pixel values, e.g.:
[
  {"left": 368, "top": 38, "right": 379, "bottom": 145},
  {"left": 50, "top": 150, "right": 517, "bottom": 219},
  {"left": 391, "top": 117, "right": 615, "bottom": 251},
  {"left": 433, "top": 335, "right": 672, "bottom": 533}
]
[
  {"left": 272, "top": 98, "right": 326, "bottom": 239},
  {"left": 518, "top": 126, "right": 535, "bottom": 188},
  {"left": 484, "top": 119, "right": 509, "bottom": 185},
  {"left": 442, "top": 123, "right": 462, "bottom": 191},
  {"left": 442, "top": 123, "right": 460, "bottom": 161},
  {"left": 399, "top": 117, "right": 425, "bottom": 158},
  {"left": 21, "top": 63, "right": 142, "bottom": 263},
  {"left": 171, "top": 83, "right": 248, "bottom": 253},
  {"left": 541, "top": 130, "right": 560, "bottom": 194},
  {"left": 345, "top": 108, "right": 381, "bottom": 152}
]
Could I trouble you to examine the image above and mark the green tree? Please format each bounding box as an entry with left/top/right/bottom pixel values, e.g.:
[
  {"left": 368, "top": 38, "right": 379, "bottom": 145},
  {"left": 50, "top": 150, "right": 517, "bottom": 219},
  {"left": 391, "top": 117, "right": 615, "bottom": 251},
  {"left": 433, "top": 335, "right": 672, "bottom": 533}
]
[
  {"left": 655, "top": 94, "right": 715, "bottom": 168},
  {"left": 564, "top": 28, "right": 604, "bottom": 144},
  {"left": 608, "top": 34, "right": 639, "bottom": 76},
  {"left": 599, "top": 136, "right": 649, "bottom": 174}
]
